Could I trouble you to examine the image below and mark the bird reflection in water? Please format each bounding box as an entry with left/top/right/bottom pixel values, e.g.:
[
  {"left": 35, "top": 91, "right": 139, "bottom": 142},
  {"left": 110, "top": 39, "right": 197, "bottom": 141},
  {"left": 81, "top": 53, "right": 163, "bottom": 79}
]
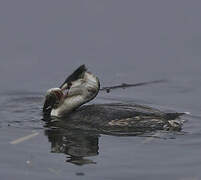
[
  {"left": 44, "top": 127, "right": 99, "bottom": 166},
  {"left": 43, "top": 117, "right": 146, "bottom": 166}
]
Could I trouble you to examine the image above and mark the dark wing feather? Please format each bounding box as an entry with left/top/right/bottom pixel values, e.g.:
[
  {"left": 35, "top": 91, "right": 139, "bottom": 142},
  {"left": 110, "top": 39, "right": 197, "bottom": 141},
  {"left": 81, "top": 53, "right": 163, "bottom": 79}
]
[{"left": 60, "top": 64, "right": 87, "bottom": 89}]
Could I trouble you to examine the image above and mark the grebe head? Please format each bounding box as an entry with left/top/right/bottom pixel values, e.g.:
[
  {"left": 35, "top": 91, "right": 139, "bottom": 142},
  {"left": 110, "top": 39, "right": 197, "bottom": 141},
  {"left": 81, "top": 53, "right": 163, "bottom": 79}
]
[
  {"left": 43, "top": 88, "right": 64, "bottom": 115},
  {"left": 43, "top": 65, "right": 100, "bottom": 117}
]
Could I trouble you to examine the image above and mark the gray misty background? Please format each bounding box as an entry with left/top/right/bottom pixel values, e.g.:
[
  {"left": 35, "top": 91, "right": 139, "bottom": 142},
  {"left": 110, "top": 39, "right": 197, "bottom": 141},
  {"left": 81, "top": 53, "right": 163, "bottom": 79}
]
[{"left": 0, "top": 0, "right": 201, "bottom": 93}]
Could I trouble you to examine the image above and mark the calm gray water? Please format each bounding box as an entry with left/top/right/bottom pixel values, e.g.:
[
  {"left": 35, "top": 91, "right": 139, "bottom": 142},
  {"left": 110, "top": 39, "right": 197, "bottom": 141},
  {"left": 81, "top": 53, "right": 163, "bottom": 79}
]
[{"left": 1, "top": 1, "right": 201, "bottom": 179}]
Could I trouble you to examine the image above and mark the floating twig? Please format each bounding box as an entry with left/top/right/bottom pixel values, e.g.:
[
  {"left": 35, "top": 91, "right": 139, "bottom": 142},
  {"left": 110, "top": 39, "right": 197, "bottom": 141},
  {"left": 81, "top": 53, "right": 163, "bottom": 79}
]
[
  {"left": 100, "top": 79, "right": 167, "bottom": 93},
  {"left": 10, "top": 132, "right": 39, "bottom": 145}
]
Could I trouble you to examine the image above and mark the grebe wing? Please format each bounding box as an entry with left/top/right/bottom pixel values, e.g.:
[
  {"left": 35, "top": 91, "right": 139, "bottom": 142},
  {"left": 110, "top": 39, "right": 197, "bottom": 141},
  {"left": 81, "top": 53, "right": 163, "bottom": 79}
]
[{"left": 60, "top": 64, "right": 87, "bottom": 90}]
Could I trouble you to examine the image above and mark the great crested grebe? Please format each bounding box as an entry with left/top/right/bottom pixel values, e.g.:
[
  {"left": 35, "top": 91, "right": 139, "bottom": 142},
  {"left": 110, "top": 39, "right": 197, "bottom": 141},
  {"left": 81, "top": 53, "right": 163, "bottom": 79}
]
[{"left": 43, "top": 65, "right": 185, "bottom": 132}]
